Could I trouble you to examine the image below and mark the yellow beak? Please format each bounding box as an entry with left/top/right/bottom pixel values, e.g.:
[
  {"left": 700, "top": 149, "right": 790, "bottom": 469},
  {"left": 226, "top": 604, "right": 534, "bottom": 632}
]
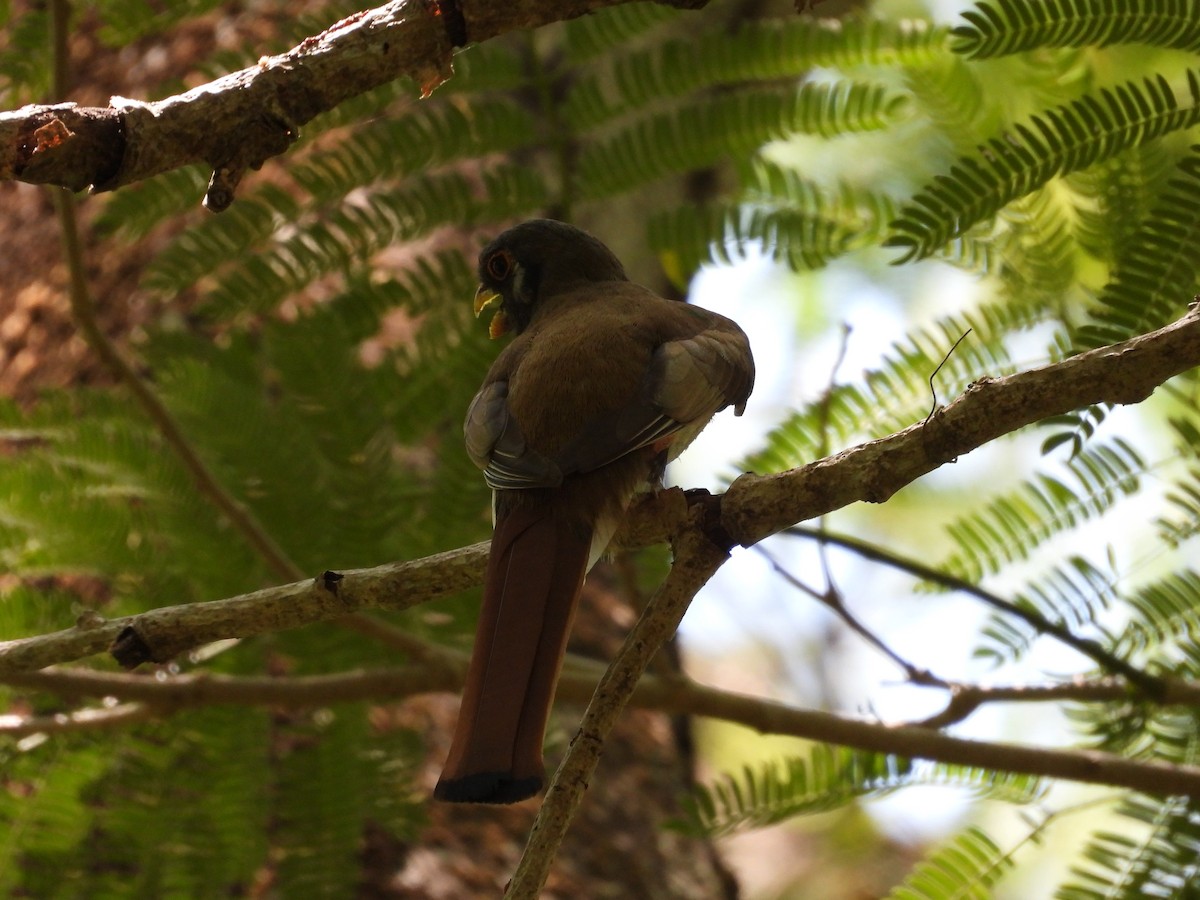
[
  {"left": 473, "top": 284, "right": 501, "bottom": 317},
  {"left": 474, "top": 285, "right": 510, "bottom": 339}
]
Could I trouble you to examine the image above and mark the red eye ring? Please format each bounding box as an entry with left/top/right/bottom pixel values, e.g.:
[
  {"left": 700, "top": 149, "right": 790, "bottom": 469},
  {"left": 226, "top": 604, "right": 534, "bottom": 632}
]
[{"left": 486, "top": 250, "right": 512, "bottom": 281}]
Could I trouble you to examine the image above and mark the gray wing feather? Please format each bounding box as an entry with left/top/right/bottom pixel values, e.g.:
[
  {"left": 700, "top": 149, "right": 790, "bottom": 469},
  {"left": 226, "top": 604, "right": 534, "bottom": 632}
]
[
  {"left": 467, "top": 320, "right": 753, "bottom": 488},
  {"left": 464, "top": 381, "right": 563, "bottom": 490}
]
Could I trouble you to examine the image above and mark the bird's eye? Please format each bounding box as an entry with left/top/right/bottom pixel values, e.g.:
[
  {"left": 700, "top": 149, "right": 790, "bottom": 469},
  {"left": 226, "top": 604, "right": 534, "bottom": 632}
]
[{"left": 486, "top": 250, "right": 513, "bottom": 281}]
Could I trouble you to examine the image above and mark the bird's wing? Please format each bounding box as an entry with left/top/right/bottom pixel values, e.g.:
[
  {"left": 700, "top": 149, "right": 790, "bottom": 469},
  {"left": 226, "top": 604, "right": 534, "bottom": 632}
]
[
  {"left": 553, "top": 320, "right": 755, "bottom": 475},
  {"left": 464, "top": 381, "right": 563, "bottom": 490}
]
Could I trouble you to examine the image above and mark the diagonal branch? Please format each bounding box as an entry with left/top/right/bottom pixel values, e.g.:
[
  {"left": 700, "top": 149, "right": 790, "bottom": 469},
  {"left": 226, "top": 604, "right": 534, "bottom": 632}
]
[
  {"left": 507, "top": 506, "right": 731, "bottom": 899},
  {"left": 721, "top": 303, "right": 1200, "bottom": 545}
]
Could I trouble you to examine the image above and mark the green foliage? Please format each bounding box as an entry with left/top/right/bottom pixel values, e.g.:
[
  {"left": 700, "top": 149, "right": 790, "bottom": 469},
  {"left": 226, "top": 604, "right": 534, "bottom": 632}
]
[
  {"left": 742, "top": 297, "right": 1038, "bottom": 474},
  {"left": 649, "top": 158, "right": 898, "bottom": 275},
  {"left": 577, "top": 80, "right": 907, "bottom": 199},
  {"left": 0, "top": 2, "right": 51, "bottom": 104},
  {"left": 953, "top": 0, "right": 1200, "bottom": 58},
  {"left": 940, "top": 438, "right": 1144, "bottom": 583},
  {"left": 884, "top": 826, "right": 1015, "bottom": 900},
  {"left": 673, "top": 746, "right": 1043, "bottom": 837},
  {"left": 976, "top": 555, "right": 1120, "bottom": 666},
  {"left": 1073, "top": 145, "right": 1200, "bottom": 349},
  {"left": 91, "top": 0, "right": 228, "bottom": 45},
  {"left": 1058, "top": 796, "right": 1200, "bottom": 900},
  {"left": 887, "top": 71, "right": 1200, "bottom": 261},
  {"left": 6, "top": 0, "right": 1200, "bottom": 895}
]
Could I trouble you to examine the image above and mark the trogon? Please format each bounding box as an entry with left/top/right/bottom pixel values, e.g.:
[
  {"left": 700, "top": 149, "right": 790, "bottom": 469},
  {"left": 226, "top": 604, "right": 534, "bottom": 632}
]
[{"left": 435, "top": 219, "right": 755, "bottom": 804}]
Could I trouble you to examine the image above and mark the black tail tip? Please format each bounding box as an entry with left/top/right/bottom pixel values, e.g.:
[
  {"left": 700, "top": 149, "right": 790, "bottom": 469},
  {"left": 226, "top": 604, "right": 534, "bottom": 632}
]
[{"left": 433, "top": 771, "right": 543, "bottom": 804}]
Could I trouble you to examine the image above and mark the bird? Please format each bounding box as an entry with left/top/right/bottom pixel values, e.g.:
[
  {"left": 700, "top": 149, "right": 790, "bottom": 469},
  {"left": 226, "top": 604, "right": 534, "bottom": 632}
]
[{"left": 434, "top": 219, "right": 755, "bottom": 804}]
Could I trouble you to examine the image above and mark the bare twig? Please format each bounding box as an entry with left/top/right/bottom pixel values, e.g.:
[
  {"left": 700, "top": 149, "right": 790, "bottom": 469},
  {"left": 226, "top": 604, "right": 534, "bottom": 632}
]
[
  {"left": 758, "top": 545, "right": 931, "bottom": 680},
  {"left": 781, "top": 524, "right": 1163, "bottom": 696},
  {"left": 926, "top": 328, "right": 972, "bottom": 424},
  {"left": 53, "top": 190, "right": 303, "bottom": 584},
  {"left": 0, "top": 702, "right": 153, "bottom": 738},
  {"left": 651, "top": 676, "right": 1200, "bottom": 799},
  {"left": 8, "top": 661, "right": 1200, "bottom": 801}
]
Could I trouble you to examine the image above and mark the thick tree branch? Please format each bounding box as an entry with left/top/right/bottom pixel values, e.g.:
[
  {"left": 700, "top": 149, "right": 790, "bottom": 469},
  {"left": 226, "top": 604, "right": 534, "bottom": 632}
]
[
  {"left": 722, "top": 304, "right": 1200, "bottom": 545},
  {"left": 0, "top": 0, "right": 706, "bottom": 209}
]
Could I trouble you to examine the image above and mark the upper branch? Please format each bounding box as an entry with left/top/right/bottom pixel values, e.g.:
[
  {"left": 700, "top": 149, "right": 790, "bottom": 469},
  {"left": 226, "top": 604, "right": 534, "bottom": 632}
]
[
  {"left": 0, "top": 0, "right": 705, "bottom": 210},
  {"left": 722, "top": 303, "right": 1200, "bottom": 545}
]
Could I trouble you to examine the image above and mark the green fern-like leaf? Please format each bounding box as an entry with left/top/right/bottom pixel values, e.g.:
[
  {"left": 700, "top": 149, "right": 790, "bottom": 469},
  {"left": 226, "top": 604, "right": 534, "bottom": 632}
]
[
  {"left": 567, "top": 17, "right": 946, "bottom": 130},
  {"left": 742, "top": 300, "right": 1038, "bottom": 475},
  {"left": 93, "top": 166, "right": 209, "bottom": 240},
  {"left": 672, "top": 748, "right": 1042, "bottom": 838},
  {"left": 975, "top": 556, "right": 1119, "bottom": 666},
  {"left": 0, "top": 4, "right": 52, "bottom": 104},
  {"left": 886, "top": 826, "right": 1015, "bottom": 900},
  {"left": 887, "top": 72, "right": 1200, "bottom": 261},
  {"left": 563, "top": 1, "right": 684, "bottom": 62},
  {"left": 648, "top": 156, "right": 899, "bottom": 277},
  {"left": 902, "top": 53, "right": 995, "bottom": 154},
  {"left": 1116, "top": 569, "right": 1200, "bottom": 658},
  {"left": 1073, "top": 145, "right": 1200, "bottom": 349},
  {"left": 1041, "top": 405, "right": 1111, "bottom": 457},
  {"left": 577, "top": 81, "right": 906, "bottom": 199},
  {"left": 1065, "top": 141, "right": 1177, "bottom": 265},
  {"left": 1156, "top": 415, "right": 1200, "bottom": 548},
  {"left": 1159, "top": 467, "right": 1200, "bottom": 549},
  {"left": 672, "top": 748, "right": 913, "bottom": 837},
  {"left": 141, "top": 182, "right": 301, "bottom": 298},
  {"left": 0, "top": 739, "right": 111, "bottom": 894},
  {"left": 1058, "top": 796, "right": 1200, "bottom": 900},
  {"left": 940, "top": 439, "right": 1144, "bottom": 583},
  {"left": 92, "top": 0, "right": 227, "bottom": 45},
  {"left": 953, "top": 0, "right": 1200, "bottom": 59},
  {"left": 291, "top": 98, "right": 538, "bottom": 203},
  {"left": 197, "top": 165, "right": 545, "bottom": 318}
]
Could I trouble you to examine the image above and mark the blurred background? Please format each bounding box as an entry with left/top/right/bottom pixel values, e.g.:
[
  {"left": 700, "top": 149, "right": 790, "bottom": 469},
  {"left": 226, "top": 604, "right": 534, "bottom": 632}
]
[{"left": 3, "top": 0, "right": 1200, "bottom": 896}]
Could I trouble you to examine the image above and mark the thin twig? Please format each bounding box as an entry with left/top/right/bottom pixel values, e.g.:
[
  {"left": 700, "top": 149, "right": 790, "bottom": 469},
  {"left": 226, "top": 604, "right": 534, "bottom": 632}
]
[
  {"left": 816, "top": 322, "right": 852, "bottom": 460},
  {"left": 9, "top": 664, "right": 1183, "bottom": 715},
  {"left": 8, "top": 663, "right": 1200, "bottom": 800},
  {"left": 782, "top": 524, "right": 1165, "bottom": 698},
  {"left": 657, "top": 676, "right": 1200, "bottom": 799},
  {"left": 926, "top": 329, "right": 972, "bottom": 425},
  {"left": 757, "top": 545, "right": 931, "bottom": 681},
  {"left": 52, "top": 193, "right": 302, "bottom": 584}
]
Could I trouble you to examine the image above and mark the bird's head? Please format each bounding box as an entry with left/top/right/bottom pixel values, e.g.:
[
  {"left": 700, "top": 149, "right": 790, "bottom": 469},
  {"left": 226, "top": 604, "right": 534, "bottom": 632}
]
[{"left": 474, "top": 219, "right": 628, "bottom": 338}]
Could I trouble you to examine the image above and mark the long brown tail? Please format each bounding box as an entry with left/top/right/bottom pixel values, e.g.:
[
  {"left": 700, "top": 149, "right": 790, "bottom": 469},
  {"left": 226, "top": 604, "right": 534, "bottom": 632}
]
[{"left": 434, "top": 502, "right": 591, "bottom": 803}]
